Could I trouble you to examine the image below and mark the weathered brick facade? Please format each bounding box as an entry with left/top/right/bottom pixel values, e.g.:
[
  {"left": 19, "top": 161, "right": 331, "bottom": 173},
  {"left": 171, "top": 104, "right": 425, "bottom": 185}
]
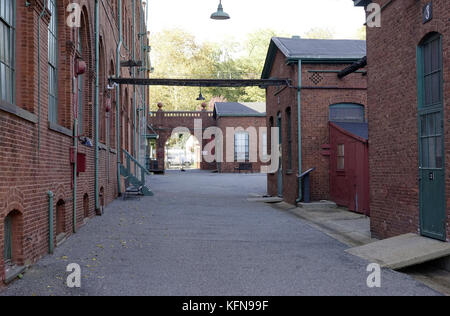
[
  {"left": 357, "top": 0, "right": 450, "bottom": 240},
  {"left": 0, "top": 0, "right": 150, "bottom": 285},
  {"left": 264, "top": 40, "right": 367, "bottom": 205}
]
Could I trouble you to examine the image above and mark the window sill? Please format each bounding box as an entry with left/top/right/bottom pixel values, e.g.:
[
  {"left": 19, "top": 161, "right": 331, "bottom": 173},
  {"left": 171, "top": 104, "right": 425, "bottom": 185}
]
[
  {"left": 48, "top": 121, "right": 72, "bottom": 137},
  {"left": 286, "top": 169, "right": 294, "bottom": 175},
  {"left": 0, "top": 100, "right": 37, "bottom": 124}
]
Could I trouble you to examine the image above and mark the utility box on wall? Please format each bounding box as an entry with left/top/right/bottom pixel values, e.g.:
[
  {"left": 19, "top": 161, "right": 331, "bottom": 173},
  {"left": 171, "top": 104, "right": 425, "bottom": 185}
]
[{"left": 70, "top": 148, "right": 87, "bottom": 173}]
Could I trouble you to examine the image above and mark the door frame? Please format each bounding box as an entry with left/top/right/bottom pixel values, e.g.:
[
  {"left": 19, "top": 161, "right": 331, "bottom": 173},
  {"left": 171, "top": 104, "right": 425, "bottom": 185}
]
[{"left": 417, "top": 33, "right": 446, "bottom": 241}]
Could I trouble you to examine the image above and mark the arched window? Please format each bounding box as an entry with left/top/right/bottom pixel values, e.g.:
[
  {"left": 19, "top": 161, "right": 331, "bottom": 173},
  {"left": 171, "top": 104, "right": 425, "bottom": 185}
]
[
  {"left": 77, "top": 26, "right": 84, "bottom": 135},
  {"left": 48, "top": 0, "right": 58, "bottom": 123},
  {"left": 3, "top": 210, "right": 23, "bottom": 266},
  {"left": 99, "top": 39, "right": 106, "bottom": 144},
  {"left": 418, "top": 33, "right": 443, "bottom": 169},
  {"left": 329, "top": 103, "right": 365, "bottom": 123},
  {"left": 0, "top": 0, "right": 15, "bottom": 104},
  {"left": 109, "top": 60, "right": 116, "bottom": 148},
  {"left": 418, "top": 33, "right": 442, "bottom": 108}
]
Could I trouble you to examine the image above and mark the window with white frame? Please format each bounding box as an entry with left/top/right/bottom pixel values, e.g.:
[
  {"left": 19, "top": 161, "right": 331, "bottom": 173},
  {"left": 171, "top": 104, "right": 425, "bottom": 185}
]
[
  {"left": 235, "top": 132, "right": 249, "bottom": 162},
  {"left": 0, "top": 0, "right": 15, "bottom": 104}
]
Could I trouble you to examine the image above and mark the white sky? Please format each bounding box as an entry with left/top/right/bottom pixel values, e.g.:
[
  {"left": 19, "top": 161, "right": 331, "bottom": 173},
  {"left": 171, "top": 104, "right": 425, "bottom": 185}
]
[{"left": 148, "top": 0, "right": 366, "bottom": 43}]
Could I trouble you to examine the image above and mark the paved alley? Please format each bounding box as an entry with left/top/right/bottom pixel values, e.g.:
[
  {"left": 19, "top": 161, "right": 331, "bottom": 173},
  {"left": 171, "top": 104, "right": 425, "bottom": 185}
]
[{"left": 0, "top": 171, "right": 440, "bottom": 296}]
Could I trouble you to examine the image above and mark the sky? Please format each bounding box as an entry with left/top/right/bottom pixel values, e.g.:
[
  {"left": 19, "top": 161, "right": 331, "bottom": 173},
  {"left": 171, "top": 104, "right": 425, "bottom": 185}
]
[{"left": 148, "top": 0, "right": 366, "bottom": 43}]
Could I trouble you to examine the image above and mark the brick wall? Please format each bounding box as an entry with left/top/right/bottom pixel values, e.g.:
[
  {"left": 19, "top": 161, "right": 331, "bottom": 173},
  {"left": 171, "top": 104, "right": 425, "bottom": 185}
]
[
  {"left": 364, "top": 0, "right": 449, "bottom": 240},
  {"left": 266, "top": 49, "right": 367, "bottom": 205},
  {"left": 0, "top": 0, "right": 150, "bottom": 285}
]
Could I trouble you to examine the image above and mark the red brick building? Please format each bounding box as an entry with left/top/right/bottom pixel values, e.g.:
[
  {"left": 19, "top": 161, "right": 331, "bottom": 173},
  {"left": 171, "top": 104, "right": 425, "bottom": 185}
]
[
  {"left": 147, "top": 102, "right": 268, "bottom": 174},
  {"left": 354, "top": 0, "right": 449, "bottom": 241},
  {"left": 0, "top": 0, "right": 150, "bottom": 284},
  {"left": 214, "top": 102, "right": 267, "bottom": 173},
  {"left": 262, "top": 37, "right": 367, "bottom": 205}
]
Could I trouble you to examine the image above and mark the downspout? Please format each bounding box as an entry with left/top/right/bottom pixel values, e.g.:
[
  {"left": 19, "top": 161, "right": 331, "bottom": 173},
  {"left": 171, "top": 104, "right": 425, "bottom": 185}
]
[
  {"left": 73, "top": 119, "right": 78, "bottom": 233},
  {"left": 47, "top": 191, "right": 54, "bottom": 254},
  {"left": 37, "top": 0, "right": 48, "bottom": 154},
  {"left": 116, "top": 0, "right": 123, "bottom": 195},
  {"left": 133, "top": 0, "right": 137, "bottom": 163},
  {"left": 296, "top": 60, "right": 303, "bottom": 203},
  {"left": 94, "top": 0, "right": 100, "bottom": 212}
]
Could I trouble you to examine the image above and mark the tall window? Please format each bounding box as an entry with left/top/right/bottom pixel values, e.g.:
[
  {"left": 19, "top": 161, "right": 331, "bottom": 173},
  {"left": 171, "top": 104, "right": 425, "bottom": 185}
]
[
  {"left": 77, "top": 27, "right": 83, "bottom": 134},
  {"left": 0, "top": 0, "right": 15, "bottom": 104},
  {"left": 48, "top": 0, "right": 58, "bottom": 123},
  {"left": 235, "top": 132, "right": 249, "bottom": 162},
  {"left": 419, "top": 34, "right": 443, "bottom": 169},
  {"left": 286, "top": 108, "right": 292, "bottom": 170}
]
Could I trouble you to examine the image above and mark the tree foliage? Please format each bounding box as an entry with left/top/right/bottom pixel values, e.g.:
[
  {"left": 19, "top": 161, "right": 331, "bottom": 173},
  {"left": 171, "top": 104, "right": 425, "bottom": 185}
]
[{"left": 149, "top": 28, "right": 289, "bottom": 111}]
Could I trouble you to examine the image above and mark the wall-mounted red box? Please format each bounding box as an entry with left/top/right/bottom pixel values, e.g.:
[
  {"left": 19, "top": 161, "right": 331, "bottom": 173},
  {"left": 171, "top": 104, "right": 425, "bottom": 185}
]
[{"left": 70, "top": 147, "right": 87, "bottom": 173}]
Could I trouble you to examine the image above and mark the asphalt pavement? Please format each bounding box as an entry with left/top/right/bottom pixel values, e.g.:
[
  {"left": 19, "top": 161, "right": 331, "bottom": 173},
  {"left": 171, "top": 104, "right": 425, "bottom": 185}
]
[{"left": 0, "top": 170, "right": 441, "bottom": 296}]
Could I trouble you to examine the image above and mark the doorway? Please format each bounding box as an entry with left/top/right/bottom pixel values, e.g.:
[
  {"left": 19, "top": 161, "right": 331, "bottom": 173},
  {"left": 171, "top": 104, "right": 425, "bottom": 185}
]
[
  {"left": 277, "top": 112, "right": 283, "bottom": 197},
  {"left": 418, "top": 33, "right": 446, "bottom": 241}
]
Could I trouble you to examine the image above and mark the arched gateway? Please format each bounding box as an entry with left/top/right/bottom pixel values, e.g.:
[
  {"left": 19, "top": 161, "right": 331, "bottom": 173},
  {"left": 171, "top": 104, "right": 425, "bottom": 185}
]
[{"left": 147, "top": 104, "right": 217, "bottom": 173}]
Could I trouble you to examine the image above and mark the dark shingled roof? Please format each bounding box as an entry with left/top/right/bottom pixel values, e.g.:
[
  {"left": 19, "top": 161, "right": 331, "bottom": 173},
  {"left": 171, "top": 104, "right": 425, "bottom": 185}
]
[
  {"left": 262, "top": 37, "right": 366, "bottom": 78},
  {"left": 214, "top": 102, "right": 266, "bottom": 118},
  {"left": 333, "top": 122, "right": 368, "bottom": 140}
]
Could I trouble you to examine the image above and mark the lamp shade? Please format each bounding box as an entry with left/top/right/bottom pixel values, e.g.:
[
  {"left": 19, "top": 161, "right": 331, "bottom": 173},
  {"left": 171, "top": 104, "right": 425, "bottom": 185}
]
[{"left": 211, "top": 1, "right": 230, "bottom": 20}]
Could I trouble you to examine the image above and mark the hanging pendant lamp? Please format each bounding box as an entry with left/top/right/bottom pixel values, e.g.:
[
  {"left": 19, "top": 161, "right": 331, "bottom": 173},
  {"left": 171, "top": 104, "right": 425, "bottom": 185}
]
[{"left": 211, "top": 0, "right": 230, "bottom": 20}]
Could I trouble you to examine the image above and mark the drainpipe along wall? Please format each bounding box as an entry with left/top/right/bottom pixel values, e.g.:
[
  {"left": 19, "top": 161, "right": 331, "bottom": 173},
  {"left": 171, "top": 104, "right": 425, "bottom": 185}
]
[
  {"left": 133, "top": 0, "right": 137, "bottom": 164},
  {"left": 296, "top": 60, "right": 303, "bottom": 203},
  {"left": 94, "top": 0, "right": 100, "bottom": 212},
  {"left": 116, "top": 0, "right": 123, "bottom": 195}
]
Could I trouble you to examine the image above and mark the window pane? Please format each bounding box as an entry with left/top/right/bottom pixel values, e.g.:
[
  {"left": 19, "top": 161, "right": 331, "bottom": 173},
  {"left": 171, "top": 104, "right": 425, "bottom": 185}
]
[
  {"left": 436, "top": 136, "right": 443, "bottom": 168},
  {"left": 431, "top": 39, "right": 439, "bottom": 72},
  {"left": 421, "top": 137, "right": 429, "bottom": 168},
  {"left": 424, "top": 75, "right": 432, "bottom": 105},
  {"left": 428, "top": 137, "right": 436, "bottom": 168},
  {"left": 431, "top": 72, "right": 441, "bottom": 104}
]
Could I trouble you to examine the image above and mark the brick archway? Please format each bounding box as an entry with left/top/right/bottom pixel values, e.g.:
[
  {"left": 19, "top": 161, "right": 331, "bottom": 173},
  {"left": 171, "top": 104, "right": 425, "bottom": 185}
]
[{"left": 148, "top": 109, "right": 217, "bottom": 172}]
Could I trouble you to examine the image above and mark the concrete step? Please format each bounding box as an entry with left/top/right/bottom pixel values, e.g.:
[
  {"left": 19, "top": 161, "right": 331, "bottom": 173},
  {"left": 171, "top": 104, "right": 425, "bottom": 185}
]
[
  {"left": 346, "top": 233, "right": 450, "bottom": 270},
  {"left": 297, "top": 200, "right": 337, "bottom": 209}
]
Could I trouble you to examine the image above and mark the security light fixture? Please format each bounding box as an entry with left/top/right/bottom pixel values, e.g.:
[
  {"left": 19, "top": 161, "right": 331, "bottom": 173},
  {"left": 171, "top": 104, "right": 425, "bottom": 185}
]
[{"left": 211, "top": 0, "right": 230, "bottom": 20}]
